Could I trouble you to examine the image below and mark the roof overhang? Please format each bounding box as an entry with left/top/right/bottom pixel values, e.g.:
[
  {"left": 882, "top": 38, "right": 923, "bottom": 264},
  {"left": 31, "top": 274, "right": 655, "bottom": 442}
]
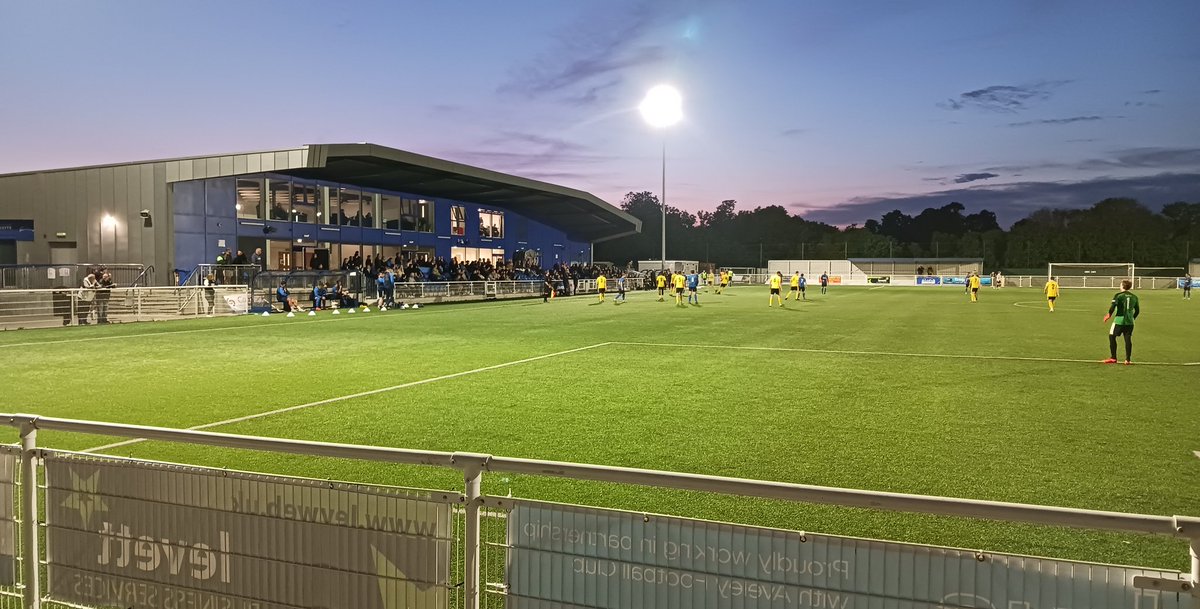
[{"left": 279, "top": 143, "right": 639, "bottom": 243}]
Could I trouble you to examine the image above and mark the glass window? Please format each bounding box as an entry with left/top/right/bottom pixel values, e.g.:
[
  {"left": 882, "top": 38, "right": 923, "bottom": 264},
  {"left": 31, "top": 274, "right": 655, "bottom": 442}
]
[
  {"left": 339, "top": 190, "right": 361, "bottom": 226},
  {"left": 322, "top": 186, "right": 338, "bottom": 225},
  {"left": 267, "top": 179, "right": 291, "bottom": 221},
  {"left": 400, "top": 199, "right": 417, "bottom": 231},
  {"left": 236, "top": 178, "right": 263, "bottom": 219},
  {"left": 479, "top": 210, "right": 504, "bottom": 239},
  {"left": 417, "top": 199, "right": 433, "bottom": 232},
  {"left": 291, "top": 183, "right": 316, "bottom": 224},
  {"left": 380, "top": 194, "right": 401, "bottom": 230},
  {"left": 361, "top": 192, "right": 377, "bottom": 228},
  {"left": 451, "top": 206, "right": 466, "bottom": 236}
]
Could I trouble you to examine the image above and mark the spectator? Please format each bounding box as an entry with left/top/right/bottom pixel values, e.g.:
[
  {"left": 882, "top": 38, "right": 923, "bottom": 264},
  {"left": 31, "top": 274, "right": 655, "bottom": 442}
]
[
  {"left": 95, "top": 272, "right": 114, "bottom": 323},
  {"left": 312, "top": 282, "right": 325, "bottom": 311},
  {"left": 202, "top": 273, "right": 217, "bottom": 315},
  {"left": 77, "top": 272, "right": 98, "bottom": 325},
  {"left": 251, "top": 247, "right": 264, "bottom": 272}
]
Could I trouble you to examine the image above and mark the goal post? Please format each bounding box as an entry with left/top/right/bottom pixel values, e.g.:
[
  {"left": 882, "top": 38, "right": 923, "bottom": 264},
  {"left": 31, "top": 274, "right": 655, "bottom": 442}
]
[{"left": 1046, "top": 262, "right": 1134, "bottom": 289}]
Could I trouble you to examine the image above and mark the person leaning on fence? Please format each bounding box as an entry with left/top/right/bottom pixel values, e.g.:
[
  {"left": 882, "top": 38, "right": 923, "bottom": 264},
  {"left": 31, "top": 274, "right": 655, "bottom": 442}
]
[
  {"left": 202, "top": 273, "right": 217, "bottom": 315},
  {"left": 95, "top": 272, "right": 114, "bottom": 323},
  {"left": 77, "top": 272, "right": 98, "bottom": 325}
]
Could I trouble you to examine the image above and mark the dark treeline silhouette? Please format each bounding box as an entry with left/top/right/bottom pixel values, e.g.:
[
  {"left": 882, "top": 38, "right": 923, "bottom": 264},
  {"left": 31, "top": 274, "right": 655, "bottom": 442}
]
[{"left": 595, "top": 193, "right": 1200, "bottom": 271}]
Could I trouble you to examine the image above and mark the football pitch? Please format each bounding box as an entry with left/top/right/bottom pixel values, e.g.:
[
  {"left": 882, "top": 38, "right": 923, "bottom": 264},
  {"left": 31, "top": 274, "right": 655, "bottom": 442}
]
[{"left": 1, "top": 284, "right": 1197, "bottom": 570}]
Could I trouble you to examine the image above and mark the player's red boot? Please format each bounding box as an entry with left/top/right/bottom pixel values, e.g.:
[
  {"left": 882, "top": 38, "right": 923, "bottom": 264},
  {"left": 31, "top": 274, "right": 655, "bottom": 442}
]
[{"left": 1101, "top": 358, "right": 1118, "bottom": 364}]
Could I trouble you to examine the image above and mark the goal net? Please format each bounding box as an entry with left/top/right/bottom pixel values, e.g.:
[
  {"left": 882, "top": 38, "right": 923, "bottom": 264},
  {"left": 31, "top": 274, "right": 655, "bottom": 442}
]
[{"left": 1047, "top": 262, "right": 1134, "bottom": 289}]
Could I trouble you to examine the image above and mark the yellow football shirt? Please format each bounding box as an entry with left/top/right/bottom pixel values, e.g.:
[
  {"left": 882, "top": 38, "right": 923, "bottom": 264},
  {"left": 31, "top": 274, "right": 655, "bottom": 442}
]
[{"left": 1044, "top": 280, "right": 1059, "bottom": 297}]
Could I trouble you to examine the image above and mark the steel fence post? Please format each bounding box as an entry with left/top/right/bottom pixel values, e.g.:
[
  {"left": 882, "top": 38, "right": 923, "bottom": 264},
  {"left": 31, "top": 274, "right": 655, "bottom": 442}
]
[
  {"left": 19, "top": 422, "right": 40, "bottom": 609},
  {"left": 456, "top": 453, "right": 487, "bottom": 609},
  {"left": 1191, "top": 537, "right": 1199, "bottom": 596}
]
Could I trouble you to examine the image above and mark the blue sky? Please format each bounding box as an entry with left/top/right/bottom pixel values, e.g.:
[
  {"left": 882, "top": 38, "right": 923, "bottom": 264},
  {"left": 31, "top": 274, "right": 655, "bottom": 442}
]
[{"left": 2, "top": 0, "right": 1197, "bottom": 227}]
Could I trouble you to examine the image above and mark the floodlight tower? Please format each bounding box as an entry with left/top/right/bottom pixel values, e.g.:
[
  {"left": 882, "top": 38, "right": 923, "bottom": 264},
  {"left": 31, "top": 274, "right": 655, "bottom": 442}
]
[{"left": 639, "top": 85, "right": 683, "bottom": 270}]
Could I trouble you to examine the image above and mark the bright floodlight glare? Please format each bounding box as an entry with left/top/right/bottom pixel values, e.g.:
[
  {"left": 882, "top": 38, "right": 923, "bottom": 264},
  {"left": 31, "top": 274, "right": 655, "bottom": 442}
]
[
  {"left": 639, "top": 85, "right": 683, "bottom": 128},
  {"left": 101, "top": 214, "right": 116, "bottom": 228}
]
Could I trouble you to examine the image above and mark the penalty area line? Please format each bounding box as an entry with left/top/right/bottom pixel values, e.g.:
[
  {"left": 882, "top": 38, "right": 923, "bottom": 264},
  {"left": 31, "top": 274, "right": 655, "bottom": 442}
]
[
  {"left": 82, "top": 341, "right": 612, "bottom": 454},
  {"left": 610, "top": 341, "right": 1192, "bottom": 367}
]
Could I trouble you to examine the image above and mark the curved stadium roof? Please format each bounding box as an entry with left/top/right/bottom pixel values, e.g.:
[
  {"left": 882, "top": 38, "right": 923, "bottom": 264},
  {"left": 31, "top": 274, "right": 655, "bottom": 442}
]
[{"left": 286, "top": 144, "right": 640, "bottom": 243}]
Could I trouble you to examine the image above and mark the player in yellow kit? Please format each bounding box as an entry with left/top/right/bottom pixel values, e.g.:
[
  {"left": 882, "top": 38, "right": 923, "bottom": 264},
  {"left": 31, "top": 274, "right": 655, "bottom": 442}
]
[
  {"left": 672, "top": 271, "right": 686, "bottom": 306},
  {"left": 655, "top": 273, "right": 667, "bottom": 301},
  {"left": 596, "top": 273, "right": 607, "bottom": 302},
  {"left": 967, "top": 273, "right": 981, "bottom": 302},
  {"left": 785, "top": 272, "right": 800, "bottom": 300},
  {"left": 768, "top": 271, "right": 784, "bottom": 307},
  {"left": 1044, "top": 276, "right": 1060, "bottom": 312}
]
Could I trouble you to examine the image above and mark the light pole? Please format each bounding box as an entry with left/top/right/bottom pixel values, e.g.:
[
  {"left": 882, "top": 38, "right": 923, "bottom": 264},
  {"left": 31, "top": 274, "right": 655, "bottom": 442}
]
[{"left": 639, "top": 85, "right": 682, "bottom": 271}]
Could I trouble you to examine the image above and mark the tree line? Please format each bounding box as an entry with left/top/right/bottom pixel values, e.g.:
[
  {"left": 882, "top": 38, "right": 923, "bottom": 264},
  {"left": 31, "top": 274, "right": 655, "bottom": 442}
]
[{"left": 594, "top": 193, "right": 1200, "bottom": 272}]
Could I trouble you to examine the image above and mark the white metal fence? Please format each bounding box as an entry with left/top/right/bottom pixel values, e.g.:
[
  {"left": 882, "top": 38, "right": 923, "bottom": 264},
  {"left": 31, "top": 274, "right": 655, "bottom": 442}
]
[
  {"left": 0, "top": 415, "right": 1195, "bottom": 609},
  {"left": 0, "top": 286, "right": 250, "bottom": 330}
]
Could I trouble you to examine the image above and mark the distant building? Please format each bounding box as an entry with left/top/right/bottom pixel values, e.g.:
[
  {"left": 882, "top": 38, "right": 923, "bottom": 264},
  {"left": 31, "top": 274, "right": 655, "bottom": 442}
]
[{"left": 0, "top": 143, "right": 640, "bottom": 278}]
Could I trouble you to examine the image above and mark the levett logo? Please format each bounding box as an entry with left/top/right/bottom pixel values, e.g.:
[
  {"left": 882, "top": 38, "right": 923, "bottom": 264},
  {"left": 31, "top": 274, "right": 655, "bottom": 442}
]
[{"left": 61, "top": 469, "right": 108, "bottom": 530}]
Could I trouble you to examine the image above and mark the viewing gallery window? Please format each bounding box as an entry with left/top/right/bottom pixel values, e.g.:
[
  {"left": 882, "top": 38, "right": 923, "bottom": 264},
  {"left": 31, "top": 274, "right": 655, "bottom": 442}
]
[
  {"left": 479, "top": 210, "right": 504, "bottom": 239},
  {"left": 361, "top": 192, "right": 376, "bottom": 228},
  {"left": 400, "top": 199, "right": 434, "bottom": 232},
  {"left": 291, "top": 183, "right": 317, "bottom": 224},
  {"left": 451, "top": 206, "right": 466, "bottom": 236},
  {"left": 236, "top": 178, "right": 264, "bottom": 219},
  {"left": 338, "top": 190, "right": 362, "bottom": 226},
  {"left": 267, "top": 179, "right": 291, "bottom": 220},
  {"left": 380, "top": 194, "right": 401, "bottom": 230}
]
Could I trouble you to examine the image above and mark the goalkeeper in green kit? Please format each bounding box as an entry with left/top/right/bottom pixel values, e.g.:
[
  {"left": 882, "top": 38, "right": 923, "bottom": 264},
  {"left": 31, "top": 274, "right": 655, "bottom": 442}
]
[{"left": 1102, "top": 279, "right": 1140, "bottom": 365}]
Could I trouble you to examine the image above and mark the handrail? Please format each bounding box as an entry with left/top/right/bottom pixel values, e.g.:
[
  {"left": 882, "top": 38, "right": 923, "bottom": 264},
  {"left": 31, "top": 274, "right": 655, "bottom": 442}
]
[
  {"left": 3, "top": 413, "right": 1196, "bottom": 540},
  {"left": 128, "top": 264, "right": 155, "bottom": 287}
]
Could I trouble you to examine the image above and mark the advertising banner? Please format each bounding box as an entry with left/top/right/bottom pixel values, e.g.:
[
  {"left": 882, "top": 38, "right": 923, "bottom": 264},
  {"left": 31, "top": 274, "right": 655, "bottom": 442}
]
[
  {"left": 507, "top": 501, "right": 1190, "bottom": 609},
  {"left": 943, "top": 276, "right": 966, "bottom": 285},
  {"left": 0, "top": 449, "right": 16, "bottom": 586},
  {"left": 866, "top": 276, "right": 891, "bottom": 284},
  {"left": 45, "top": 453, "right": 453, "bottom": 609},
  {"left": 1178, "top": 278, "right": 1194, "bottom": 289},
  {"left": 916, "top": 276, "right": 941, "bottom": 285}
]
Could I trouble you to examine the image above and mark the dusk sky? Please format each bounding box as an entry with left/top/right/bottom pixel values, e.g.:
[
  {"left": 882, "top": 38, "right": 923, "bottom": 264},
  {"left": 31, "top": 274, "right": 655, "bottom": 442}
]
[{"left": 2, "top": 1, "right": 1198, "bottom": 228}]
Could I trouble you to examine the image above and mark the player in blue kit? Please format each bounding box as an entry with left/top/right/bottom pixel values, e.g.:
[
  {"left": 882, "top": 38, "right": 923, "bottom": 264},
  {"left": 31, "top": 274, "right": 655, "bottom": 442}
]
[{"left": 686, "top": 271, "right": 700, "bottom": 304}]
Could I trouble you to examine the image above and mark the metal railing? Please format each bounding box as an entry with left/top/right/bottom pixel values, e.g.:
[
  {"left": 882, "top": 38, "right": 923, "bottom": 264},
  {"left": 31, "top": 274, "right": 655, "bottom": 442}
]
[
  {"left": 0, "top": 286, "right": 249, "bottom": 330},
  {"left": 0, "top": 264, "right": 146, "bottom": 290},
  {"left": 0, "top": 414, "right": 1196, "bottom": 609}
]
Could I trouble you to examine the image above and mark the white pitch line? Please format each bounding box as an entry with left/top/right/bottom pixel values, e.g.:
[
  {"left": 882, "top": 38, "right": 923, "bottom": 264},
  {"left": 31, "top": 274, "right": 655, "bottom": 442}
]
[
  {"left": 1012, "top": 301, "right": 1088, "bottom": 312},
  {"left": 0, "top": 298, "right": 541, "bottom": 349},
  {"left": 611, "top": 341, "right": 1194, "bottom": 367},
  {"left": 82, "top": 341, "right": 612, "bottom": 453}
]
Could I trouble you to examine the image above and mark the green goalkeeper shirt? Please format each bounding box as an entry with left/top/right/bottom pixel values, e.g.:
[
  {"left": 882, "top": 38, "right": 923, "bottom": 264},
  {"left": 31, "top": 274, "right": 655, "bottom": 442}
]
[{"left": 1108, "top": 291, "right": 1140, "bottom": 325}]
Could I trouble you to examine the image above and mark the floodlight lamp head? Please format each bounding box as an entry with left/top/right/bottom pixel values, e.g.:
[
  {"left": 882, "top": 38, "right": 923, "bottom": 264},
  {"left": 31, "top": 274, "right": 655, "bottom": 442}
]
[{"left": 639, "top": 85, "right": 683, "bottom": 129}]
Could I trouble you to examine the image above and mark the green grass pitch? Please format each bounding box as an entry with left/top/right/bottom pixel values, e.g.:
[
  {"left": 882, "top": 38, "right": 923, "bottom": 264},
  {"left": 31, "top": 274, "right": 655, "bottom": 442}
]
[{"left": 1, "top": 284, "right": 1197, "bottom": 570}]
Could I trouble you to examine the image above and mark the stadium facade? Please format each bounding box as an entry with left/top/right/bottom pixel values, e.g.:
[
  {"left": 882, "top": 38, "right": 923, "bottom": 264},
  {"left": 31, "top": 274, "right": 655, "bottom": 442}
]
[{"left": 0, "top": 143, "right": 640, "bottom": 280}]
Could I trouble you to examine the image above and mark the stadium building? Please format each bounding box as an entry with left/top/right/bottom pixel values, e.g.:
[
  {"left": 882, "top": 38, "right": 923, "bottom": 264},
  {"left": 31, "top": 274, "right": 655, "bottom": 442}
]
[{"left": 0, "top": 143, "right": 640, "bottom": 279}]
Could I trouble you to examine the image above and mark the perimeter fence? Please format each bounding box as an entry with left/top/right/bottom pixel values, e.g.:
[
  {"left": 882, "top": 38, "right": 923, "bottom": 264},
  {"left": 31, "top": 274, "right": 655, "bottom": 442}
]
[{"left": 0, "top": 414, "right": 1195, "bottom": 609}]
